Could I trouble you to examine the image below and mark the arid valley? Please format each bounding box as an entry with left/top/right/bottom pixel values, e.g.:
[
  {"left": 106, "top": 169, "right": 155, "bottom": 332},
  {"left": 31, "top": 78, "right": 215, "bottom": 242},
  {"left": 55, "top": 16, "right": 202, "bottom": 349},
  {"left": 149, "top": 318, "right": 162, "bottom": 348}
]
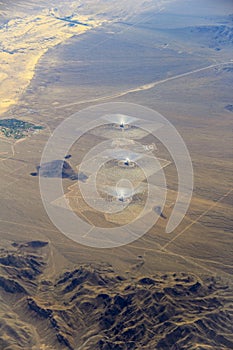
[{"left": 0, "top": 1, "right": 233, "bottom": 349}]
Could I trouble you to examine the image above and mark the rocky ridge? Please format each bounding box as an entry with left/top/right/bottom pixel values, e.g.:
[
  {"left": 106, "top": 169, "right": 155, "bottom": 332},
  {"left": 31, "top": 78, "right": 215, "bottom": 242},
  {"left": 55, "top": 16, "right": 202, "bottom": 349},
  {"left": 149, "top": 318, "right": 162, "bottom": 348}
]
[{"left": 0, "top": 242, "right": 232, "bottom": 349}]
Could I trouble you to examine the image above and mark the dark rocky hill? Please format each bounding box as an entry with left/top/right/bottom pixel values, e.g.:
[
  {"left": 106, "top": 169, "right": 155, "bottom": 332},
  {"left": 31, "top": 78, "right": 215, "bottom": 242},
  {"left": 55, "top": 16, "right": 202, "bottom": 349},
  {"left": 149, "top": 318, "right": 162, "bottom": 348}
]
[
  {"left": 163, "top": 25, "right": 233, "bottom": 50},
  {"left": 0, "top": 242, "right": 233, "bottom": 349}
]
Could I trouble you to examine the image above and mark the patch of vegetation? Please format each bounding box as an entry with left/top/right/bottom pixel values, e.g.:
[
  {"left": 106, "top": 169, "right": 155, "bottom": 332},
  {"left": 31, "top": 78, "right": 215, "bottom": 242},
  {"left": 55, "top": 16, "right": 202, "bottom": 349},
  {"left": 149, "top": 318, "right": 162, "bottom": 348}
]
[{"left": 0, "top": 118, "right": 44, "bottom": 139}]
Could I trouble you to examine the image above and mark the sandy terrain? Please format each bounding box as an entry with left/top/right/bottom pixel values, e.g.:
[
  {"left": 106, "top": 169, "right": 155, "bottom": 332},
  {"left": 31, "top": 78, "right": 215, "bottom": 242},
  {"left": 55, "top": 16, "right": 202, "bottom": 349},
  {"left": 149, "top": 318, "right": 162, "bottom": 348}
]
[
  {"left": 0, "top": 8, "right": 105, "bottom": 116},
  {"left": 0, "top": 1, "right": 232, "bottom": 349}
]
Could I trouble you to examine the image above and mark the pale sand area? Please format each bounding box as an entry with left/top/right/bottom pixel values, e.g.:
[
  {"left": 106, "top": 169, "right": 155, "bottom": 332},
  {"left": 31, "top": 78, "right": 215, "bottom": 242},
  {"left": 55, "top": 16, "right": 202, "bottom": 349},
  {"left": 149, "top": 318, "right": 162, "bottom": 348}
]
[{"left": 0, "top": 10, "right": 106, "bottom": 116}]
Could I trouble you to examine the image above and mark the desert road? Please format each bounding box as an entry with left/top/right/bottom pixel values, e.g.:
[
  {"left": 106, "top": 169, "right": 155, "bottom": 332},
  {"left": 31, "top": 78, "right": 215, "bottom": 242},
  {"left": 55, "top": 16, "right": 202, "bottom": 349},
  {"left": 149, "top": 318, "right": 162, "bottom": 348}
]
[{"left": 56, "top": 61, "right": 233, "bottom": 109}]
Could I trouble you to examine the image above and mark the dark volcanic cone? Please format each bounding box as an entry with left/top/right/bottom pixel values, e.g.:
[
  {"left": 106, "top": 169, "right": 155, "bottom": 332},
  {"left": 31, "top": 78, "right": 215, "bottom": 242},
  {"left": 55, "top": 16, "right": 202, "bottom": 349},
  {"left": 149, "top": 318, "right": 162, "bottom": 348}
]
[{"left": 30, "top": 160, "right": 87, "bottom": 181}]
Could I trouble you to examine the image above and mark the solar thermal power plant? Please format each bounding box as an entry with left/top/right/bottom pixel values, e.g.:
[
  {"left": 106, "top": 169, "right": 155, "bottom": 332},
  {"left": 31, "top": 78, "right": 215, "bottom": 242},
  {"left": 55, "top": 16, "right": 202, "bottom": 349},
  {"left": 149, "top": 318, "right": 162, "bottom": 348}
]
[{"left": 0, "top": 1, "right": 232, "bottom": 349}]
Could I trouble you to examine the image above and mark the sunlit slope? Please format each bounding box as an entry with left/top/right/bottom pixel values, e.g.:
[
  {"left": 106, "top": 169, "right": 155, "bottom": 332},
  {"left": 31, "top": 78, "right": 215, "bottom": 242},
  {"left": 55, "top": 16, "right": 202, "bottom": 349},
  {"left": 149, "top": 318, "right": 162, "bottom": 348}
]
[
  {"left": 0, "top": 0, "right": 171, "bottom": 116},
  {"left": 0, "top": 10, "right": 105, "bottom": 116}
]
